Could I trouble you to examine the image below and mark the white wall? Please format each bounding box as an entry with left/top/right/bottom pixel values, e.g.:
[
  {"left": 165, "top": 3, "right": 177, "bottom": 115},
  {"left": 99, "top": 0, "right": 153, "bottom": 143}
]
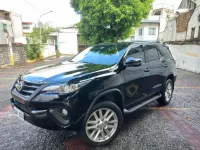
[
  {"left": 167, "top": 44, "right": 200, "bottom": 73},
  {"left": 0, "top": 20, "right": 14, "bottom": 44},
  {"left": 0, "top": 22, "right": 5, "bottom": 44},
  {"left": 159, "top": 9, "right": 174, "bottom": 32},
  {"left": 10, "top": 12, "right": 23, "bottom": 38},
  {"left": 135, "top": 23, "right": 159, "bottom": 41},
  {"left": 43, "top": 45, "right": 56, "bottom": 58},
  {"left": 58, "top": 28, "right": 78, "bottom": 55}
]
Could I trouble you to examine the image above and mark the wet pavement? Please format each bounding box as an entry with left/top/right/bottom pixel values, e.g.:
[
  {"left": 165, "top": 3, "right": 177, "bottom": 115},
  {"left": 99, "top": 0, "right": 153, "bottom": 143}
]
[{"left": 0, "top": 58, "right": 200, "bottom": 150}]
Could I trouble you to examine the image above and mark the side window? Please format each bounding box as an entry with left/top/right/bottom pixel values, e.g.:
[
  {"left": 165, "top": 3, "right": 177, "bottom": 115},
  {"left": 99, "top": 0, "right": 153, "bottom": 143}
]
[
  {"left": 146, "top": 45, "right": 161, "bottom": 62},
  {"left": 127, "top": 46, "right": 145, "bottom": 63}
]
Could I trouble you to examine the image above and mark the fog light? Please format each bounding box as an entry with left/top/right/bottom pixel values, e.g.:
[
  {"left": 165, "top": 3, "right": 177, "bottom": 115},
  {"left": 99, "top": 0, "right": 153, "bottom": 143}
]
[{"left": 62, "top": 109, "right": 68, "bottom": 116}]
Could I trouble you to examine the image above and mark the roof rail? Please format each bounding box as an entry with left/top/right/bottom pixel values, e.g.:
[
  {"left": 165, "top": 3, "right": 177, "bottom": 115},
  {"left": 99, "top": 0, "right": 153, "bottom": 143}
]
[{"left": 133, "top": 40, "right": 160, "bottom": 44}]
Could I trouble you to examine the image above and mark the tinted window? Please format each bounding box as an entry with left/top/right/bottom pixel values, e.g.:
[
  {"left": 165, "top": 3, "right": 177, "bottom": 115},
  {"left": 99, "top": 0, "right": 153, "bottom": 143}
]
[
  {"left": 146, "top": 45, "right": 160, "bottom": 62},
  {"left": 162, "top": 46, "right": 174, "bottom": 59},
  {"left": 127, "top": 46, "right": 145, "bottom": 63},
  {"left": 71, "top": 44, "right": 130, "bottom": 65}
]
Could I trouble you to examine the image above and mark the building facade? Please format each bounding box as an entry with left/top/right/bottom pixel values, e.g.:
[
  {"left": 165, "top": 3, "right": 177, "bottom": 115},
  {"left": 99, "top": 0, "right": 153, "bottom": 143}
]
[
  {"left": 135, "top": 3, "right": 174, "bottom": 41},
  {"left": 163, "top": 0, "right": 200, "bottom": 74},
  {"left": 0, "top": 10, "right": 24, "bottom": 44},
  {"left": 163, "top": 0, "right": 197, "bottom": 42},
  {"left": 22, "top": 22, "right": 34, "bottom": 36},
  {"left": 135, "top": 17, "right": 160, "bottom": 41}
]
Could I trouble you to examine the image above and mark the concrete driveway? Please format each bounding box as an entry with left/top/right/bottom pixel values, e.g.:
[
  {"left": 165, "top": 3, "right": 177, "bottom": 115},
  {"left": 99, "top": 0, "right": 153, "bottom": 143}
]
[{"left": 0, "top": 58, "right": 200, "bottom": 150}]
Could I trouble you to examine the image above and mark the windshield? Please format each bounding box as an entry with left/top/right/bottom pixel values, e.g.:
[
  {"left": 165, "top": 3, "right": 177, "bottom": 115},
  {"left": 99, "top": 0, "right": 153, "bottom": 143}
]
[{"left": 71, "top": 44, "right": 130, "bottom": 65}]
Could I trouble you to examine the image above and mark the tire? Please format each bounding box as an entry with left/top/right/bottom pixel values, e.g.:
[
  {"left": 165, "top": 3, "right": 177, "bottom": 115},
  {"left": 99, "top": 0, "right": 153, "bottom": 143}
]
[
  {"left": 81, "top": 101, "right": 123, "bottom": 147},
  {"left": 157, "top": 79, "right": 174, "bottom": 106}
]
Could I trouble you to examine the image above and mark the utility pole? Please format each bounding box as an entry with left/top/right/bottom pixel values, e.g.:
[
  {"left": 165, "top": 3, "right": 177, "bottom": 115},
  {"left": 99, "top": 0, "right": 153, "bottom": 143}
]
[
  {"left": 38, "top": 11, "right": 53, "bottom": 46},
  {"left": 5, "top": 29, "right": 14, "bottom": 66}
]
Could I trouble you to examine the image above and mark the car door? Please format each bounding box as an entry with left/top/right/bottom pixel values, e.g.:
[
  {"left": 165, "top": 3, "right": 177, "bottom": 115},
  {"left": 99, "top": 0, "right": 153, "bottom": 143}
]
[
  {"left": 145, "top": 44, "right": 166, "bottom": 95},
  {"left": 123, "top": 45, "right": 151, "bottom": 108}
]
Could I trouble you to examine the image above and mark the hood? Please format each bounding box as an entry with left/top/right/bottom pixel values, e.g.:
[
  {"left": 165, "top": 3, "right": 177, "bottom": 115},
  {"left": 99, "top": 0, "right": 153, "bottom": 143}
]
[{"left": 22, "top": 61, "right": 113, "bottom": 84}]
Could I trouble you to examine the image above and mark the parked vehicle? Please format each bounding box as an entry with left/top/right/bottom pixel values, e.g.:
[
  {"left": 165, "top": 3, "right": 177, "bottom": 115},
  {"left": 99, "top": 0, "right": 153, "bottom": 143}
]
[{"left": 10, "top": 42, "right": 177, "bottom": 146}]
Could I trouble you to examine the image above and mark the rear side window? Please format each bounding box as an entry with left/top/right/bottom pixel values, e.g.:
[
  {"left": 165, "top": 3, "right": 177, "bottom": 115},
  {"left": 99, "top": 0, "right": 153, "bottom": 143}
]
[
  {"left": 145, "top": 45, "right": 161, "bottom": 62},
  {"left": 161, "top": 46, "right": 174, "bottom": 59}
]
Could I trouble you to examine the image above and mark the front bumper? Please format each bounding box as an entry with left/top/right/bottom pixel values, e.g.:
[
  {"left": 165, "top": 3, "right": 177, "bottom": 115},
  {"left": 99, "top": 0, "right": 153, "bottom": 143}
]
[{"left": 10, "top": 97, "right": 82, "bottom": 130}]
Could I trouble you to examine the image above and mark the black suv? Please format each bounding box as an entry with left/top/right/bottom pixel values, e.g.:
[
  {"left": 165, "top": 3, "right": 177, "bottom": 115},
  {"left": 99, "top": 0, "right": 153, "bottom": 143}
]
[{"left": 11, "top": 42, "right": 177, "bottom": 146}]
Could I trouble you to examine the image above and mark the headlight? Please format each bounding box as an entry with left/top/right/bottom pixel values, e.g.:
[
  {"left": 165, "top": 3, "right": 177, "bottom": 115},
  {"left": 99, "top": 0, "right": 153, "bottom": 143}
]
[{"left": 42, "top": 81, "right": 90, "bottom": 94}]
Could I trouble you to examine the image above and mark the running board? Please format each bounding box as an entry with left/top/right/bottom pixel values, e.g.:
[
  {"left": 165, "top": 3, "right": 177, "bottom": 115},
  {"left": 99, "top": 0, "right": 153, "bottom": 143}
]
[{"left": 124, "top": 94, "right": 162, "bottom": 115}]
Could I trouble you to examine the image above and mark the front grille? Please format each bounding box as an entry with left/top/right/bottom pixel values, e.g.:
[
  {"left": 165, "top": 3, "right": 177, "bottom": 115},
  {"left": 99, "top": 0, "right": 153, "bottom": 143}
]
[{"left": 17, "top": 81, "right": 42, "bottom": 97}]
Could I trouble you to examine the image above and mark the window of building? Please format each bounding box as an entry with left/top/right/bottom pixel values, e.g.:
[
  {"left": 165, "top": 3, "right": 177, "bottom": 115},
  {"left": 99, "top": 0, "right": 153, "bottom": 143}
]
[
  {"left": 198, "top": 26, "right": 200, "bottom": 39},
  {"left": 154, "top": 11, "right": 161, "bottom": 16},
  {"left": 148, "top": 28, "right": 156, "bottom": 35},
  {"left": 191, "top": 27, "right": 195, "bottom": 39},
  {"left": 198, "top": 14, "right": 200, "bottom": 22},
  {"left": 23, "top": 25, "right": 30, "bottom": 30},
  {"left": 2, "top": 24, "right": 7, "bottom": 31},
  {"left": 139, "top": 29, "right": 142, "bottom": 36},
  {"left": 146, "top": 45, "right": 161, "bottom": 62},
  {"left": 127, "top": 46, "right": 145, "bottom": 63}
]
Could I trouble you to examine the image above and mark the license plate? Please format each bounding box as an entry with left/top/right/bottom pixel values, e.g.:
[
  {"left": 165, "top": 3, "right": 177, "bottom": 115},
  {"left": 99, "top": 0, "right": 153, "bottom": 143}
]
[{"left": 13, "top": 106, "right": 24, "bottom": 121}]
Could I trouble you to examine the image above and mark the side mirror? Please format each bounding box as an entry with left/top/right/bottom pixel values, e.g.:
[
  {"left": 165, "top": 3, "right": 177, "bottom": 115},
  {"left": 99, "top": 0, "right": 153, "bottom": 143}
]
[{"left": 125, "top": 57, "right": 142, "bottom": 67}]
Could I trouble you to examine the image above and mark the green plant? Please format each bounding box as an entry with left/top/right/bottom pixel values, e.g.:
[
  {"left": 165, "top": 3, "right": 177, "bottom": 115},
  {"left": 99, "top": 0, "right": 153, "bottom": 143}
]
[
  {"left": 26, "top": 23, "right": 55, "bottom": 60},
  {"left": 70, "top": 0, "right": 153, "bottom": 44}
]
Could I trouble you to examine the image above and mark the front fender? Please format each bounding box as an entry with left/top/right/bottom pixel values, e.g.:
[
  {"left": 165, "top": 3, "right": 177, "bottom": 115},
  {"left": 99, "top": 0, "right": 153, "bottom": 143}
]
[{"left": 85, "top": 88, "right": 124, "bottom": 118}]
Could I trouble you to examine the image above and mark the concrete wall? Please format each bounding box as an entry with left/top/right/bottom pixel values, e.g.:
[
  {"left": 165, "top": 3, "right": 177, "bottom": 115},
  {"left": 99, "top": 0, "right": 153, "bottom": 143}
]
[
  {"left": 167, "top": 44, "right": 200, "bottom": 73},
  {"left": 135, "top": 23, "right": 159, "bottom": 41},
  {"left": 0, "top": 44, "right": 26, "bottom": 66},
  {"left": 163, "top": 17, "right": 189, "bottom": 42},
  {"left": 58, "top": 28, "right": 78, "bottom": 55},
  {"left": 10, "top": 12, "right": 23, "bottom": 38},
  {"left": 12, "top": 44, "right": 26, "bottom": 65},
  {"left": 43, "top": 45, "right": 56, "bottom": 58},
  {"left": 0, "top": 44, "right": 10, "bottom": 65}
]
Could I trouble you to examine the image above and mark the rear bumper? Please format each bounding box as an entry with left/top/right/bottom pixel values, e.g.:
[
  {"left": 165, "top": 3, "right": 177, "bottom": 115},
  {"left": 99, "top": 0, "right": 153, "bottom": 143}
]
[{"left": 10, "top": 98, "right": 81, "bottom": 130}]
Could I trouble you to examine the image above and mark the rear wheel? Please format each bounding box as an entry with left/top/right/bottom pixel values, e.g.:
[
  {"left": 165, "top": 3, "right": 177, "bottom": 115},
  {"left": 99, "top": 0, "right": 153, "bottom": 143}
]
[
  {"left": 81, "top": 101, "right": 123, "bottom": 146},
  {"left": 157, "top": 79, "right": 174, "bottom": 105}
]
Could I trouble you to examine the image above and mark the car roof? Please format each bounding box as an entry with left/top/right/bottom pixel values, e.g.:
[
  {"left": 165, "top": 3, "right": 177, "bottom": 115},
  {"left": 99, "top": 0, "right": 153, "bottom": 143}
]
[{"left": 96, "top": 41, "right": 163, "bottom": 49}]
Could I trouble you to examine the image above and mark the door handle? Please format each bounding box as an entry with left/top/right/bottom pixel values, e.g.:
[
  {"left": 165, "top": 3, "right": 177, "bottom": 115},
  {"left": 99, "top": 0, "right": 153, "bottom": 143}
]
[
  {"left": 144, "top": 68, "right": 151, "bottom": 72},
  {"left": 163, "top": 64, "right": 168, "bottom": 67}
]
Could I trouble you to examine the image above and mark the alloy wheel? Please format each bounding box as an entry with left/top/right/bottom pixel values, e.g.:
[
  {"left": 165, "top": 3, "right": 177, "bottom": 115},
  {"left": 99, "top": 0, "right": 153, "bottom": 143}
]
[
  {"left": 85, "top": 108, "right": 118, "bottom": 143},
  {"left": 165, "top": 82, "right": 173, "bottom": 102}
]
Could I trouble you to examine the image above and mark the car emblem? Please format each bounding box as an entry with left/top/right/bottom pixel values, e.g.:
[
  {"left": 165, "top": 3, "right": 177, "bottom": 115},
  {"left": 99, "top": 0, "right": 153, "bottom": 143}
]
[{"left": 15, "top": 81, "right": 23, "bottom": 91}]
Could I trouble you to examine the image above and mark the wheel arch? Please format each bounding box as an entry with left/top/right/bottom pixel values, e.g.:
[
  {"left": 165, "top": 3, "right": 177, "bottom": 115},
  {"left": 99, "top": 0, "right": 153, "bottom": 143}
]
[
  {"left": 85, "top": 89, "right": 125, "bottom": 117},
  {"left": 166, "top": 74, "right": 175, "bottom": 83}
]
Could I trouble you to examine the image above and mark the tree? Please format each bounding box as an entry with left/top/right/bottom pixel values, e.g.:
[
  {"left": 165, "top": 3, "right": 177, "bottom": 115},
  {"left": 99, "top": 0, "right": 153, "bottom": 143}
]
[
  {"left": 28, "top": 23, "right": 55, "bottom": 44},
  {"left": 26, "top": 23, "right": 55, "bottom": 60},
  {"left": 70, "top": 0, "right": 153, "bottom": 44}
]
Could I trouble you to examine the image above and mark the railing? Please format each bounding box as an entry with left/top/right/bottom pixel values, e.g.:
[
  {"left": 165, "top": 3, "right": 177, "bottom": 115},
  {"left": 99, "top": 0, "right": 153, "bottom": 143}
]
[
  {"left": 0, "top": 16, "right": 11, "bottom": 21},
  {"left": 153, "top": 3, "right": 174, "bottom": 11}
]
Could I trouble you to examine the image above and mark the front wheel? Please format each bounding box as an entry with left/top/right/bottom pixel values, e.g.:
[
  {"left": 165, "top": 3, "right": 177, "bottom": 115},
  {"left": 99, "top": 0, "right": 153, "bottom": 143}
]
[
  {"left": 81, "top": 101, "right": 123, "bottom": 146},
  {"left": 157, "top": 79, "right": 174, "bottom": 105}
]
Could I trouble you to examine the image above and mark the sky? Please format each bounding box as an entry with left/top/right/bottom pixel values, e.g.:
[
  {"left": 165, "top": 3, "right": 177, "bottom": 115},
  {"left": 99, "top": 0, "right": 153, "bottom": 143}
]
[{"left": 1, "top": 0, "right": 182, "bottom": 27}]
